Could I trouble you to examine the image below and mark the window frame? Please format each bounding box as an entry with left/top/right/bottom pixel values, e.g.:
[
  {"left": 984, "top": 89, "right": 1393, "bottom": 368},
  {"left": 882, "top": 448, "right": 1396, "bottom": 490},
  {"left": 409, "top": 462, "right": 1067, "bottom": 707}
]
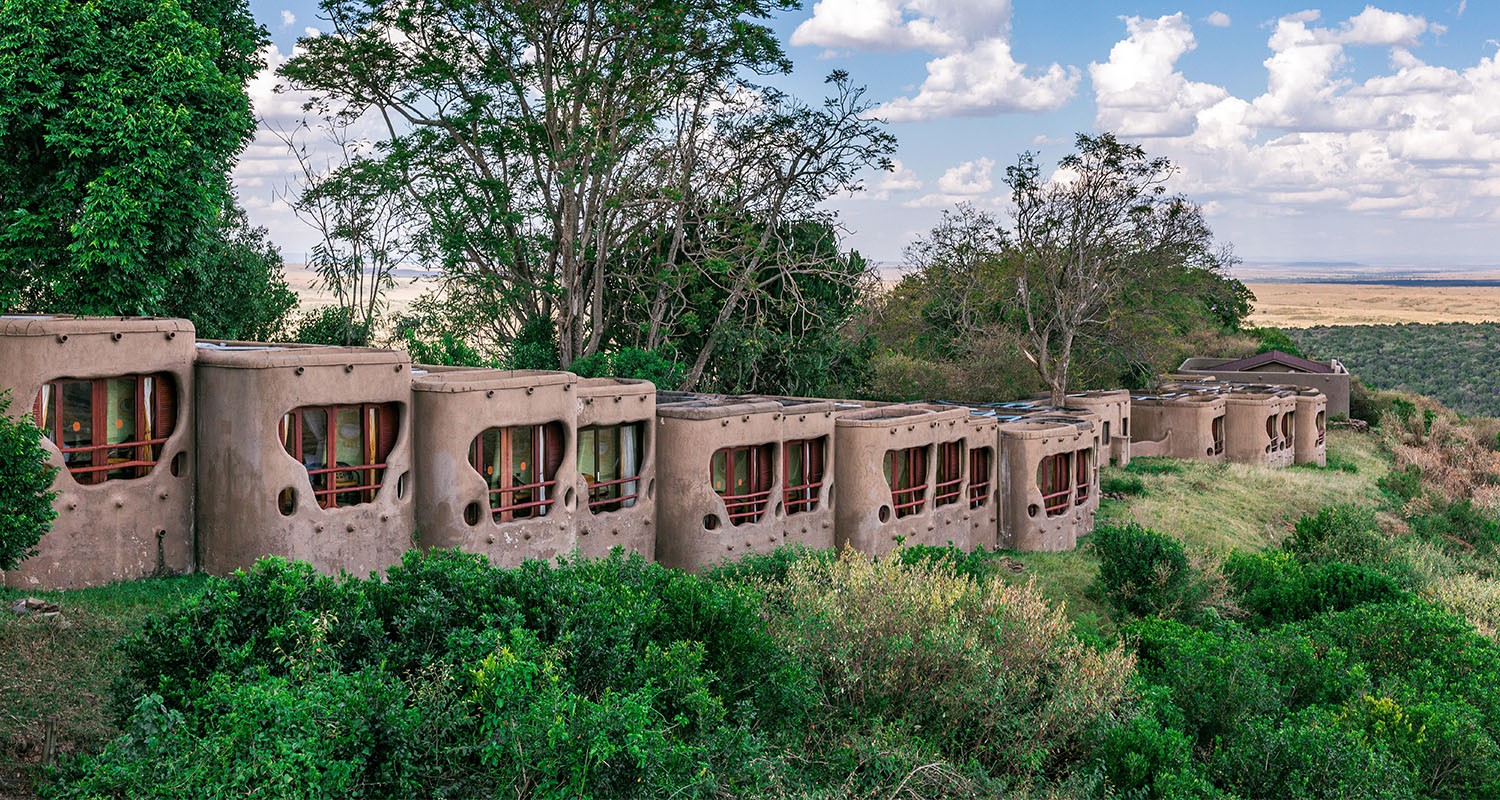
[
  {"left": 934, "top": 440, "right": 964, "bottom": 507},
  {"left": 279, "top": 403, "right": 397, "bottom": 509},
  {"left": 884, "top": 445, "right": 930, "bottom": 519},
  {"left": 470, "top": 423, "right": 564, "bottom": 522},
  {"left": 968, "top": 446, "right": 993, "bottom": 509},
  {"left": 712, "top": 443, "right": 775, "bottom": 525},
  {"left": 1074, "top": 447, "right": 1093, "bottom": 506},
  {"left": 1211, "top": 415, "right": 1225, "bottom": 455},
  {"left": 782, "top": 437, "right": 825, "bottom": 515},
  {"left": 579, "top": 422, "right": 644, "bottom": 513},
  {"left": 1037, "top": 453, "right": 1072, "bottom": 517},
  {"left": 33, "top": 374, "right": 176, "bottom": 485}
]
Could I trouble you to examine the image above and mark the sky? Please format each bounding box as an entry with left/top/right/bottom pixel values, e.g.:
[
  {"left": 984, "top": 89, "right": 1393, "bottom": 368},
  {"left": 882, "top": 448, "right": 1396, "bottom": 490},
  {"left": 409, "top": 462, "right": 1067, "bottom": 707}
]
[{"left": 237, "top": 1, "right": 1500, "bottom": 272}]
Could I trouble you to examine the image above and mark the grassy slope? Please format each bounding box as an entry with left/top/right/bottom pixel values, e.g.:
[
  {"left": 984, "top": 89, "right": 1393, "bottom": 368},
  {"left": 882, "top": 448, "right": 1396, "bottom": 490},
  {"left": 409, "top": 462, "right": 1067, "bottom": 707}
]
[
  {"left": 1000, "top": 429, "right": 1389, "bottom": 624},
  {"left": 0, "top": 575, "right": 209, "bottom": 792}
]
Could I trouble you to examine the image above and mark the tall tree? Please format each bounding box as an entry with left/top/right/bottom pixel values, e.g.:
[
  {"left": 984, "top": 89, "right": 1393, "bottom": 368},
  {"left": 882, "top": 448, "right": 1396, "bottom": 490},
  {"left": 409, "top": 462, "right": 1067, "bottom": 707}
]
[
  {"left": 1005, "top": 133, "right": 1239, "bottom": 404},
  {"left": 280, "top": 0, "right": 891, "bottom": 377},
  {"left": 0, "top": 0, "right": 268, "bottom": 313}
]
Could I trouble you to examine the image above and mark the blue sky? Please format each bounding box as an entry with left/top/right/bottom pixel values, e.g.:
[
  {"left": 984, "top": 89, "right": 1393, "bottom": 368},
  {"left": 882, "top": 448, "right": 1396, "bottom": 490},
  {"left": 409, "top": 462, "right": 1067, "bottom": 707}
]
[{"left": 238, "top": 1, "right": 1500, "bottom": 271}]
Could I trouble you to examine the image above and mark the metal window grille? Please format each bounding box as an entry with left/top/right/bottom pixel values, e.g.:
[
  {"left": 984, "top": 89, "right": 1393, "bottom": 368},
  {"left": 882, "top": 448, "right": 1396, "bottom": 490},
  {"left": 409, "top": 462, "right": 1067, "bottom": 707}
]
[
  {"left": 885, "top": 446, "right": 929, "bottom": 518},
  {"left": 1038, "top": 453, "right": 1071, "bottom": 517},
  {"left": 712, "top": 444, "right": 773, "bottom": 525},
  {"left": 1266, "top": 416, "right": 1278, "bottom": 451},
  {"left": 279, "top": 403, "right": 398, "bottom": 509},
  {"left": 470, "top": 423, "right": 564, "bottom": 522},
  {"left": 33, "top": 374, "right": 176, "bottom": 485},
  {"left": 580, "top": 422, "right": 643, "bottom": 512},
  {"left": 934, "top": 441, "right": 963, "bottom": 507},
  {"left": 1316, "top": 411, "right": 1325, "bottom": 445},
  {"left": 1074, "top": 448, "right": 1093, "bottom": 506},
  {"left": 968, "top": 447, "right": 992, "bottom": 509},
  {"left": 1282, "top": 412, "right": 1294, "bottom": 450},
  {"left": 782, "top": 437, "right": 825, "bottom": 515}
]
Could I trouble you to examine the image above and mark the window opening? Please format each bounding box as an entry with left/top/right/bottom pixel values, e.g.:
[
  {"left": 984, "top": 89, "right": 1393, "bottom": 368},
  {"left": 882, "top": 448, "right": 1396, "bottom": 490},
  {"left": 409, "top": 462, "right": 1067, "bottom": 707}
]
[
  {"left": 470, "top": 423, "right": 565, "bottom": 522},
  {"left": 1211, "top": 416, "right": 1225, "bottom": 455},
  {"left": 1316, "top": 411, "right": 1326, "bottom": 445},
  {"left": 33, "top": 374, "right": 176, "bottom": 484},
  {"left": 1037, "top": 453, "right": 1071, "bottom": 517},
  {"left": 783, "top": 437, "right": 825, "bottom": 515},
  {"left": 1074, "top": 448, "right": 1093, "bottom": 505},
  {"left": 1265, "top": 416, "right": 1277, "bottom": 450},
  {"left": 712, "top": 444, "right": 774, "bottom": 525},
  {"left": 1282, "top": 412, "right": 1294, "bottom": 450},
  {"left": 1102, "top": 421, "right": 1111, "bottom": 444},
  {"left": 579, "top": 422, "right": 644, "bottom": 513},
  {"left": 884, "top": 446, "right": 929, "bottom": 518},
  {"left": 968, "top": 447, "right": 993, "bottom": 509},
  {"left": 935, "top": 440, "right": 964, "bottom": 507},
  {"left": 279, "top": 403, "right": 398, "bottom": 509}
]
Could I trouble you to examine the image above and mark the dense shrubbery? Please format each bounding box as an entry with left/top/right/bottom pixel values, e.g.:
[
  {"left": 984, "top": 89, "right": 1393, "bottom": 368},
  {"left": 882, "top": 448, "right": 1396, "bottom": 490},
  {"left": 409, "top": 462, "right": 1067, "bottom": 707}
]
[
  {"left": 0, "top": 390, "right": 56, "bottom": 570},
  {"left": 1291, "top": 323, "right": 1500, "bottom": 417}
]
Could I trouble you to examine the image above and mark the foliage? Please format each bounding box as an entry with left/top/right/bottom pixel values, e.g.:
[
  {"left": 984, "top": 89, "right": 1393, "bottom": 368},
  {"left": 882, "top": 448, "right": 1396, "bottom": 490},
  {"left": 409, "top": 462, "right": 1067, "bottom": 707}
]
[
  {"left": 1101, "top": 474, "right": 1147, "bottom": 495},
  {"left": 1124, "top": 458, "right": 1184, "bottom": 476},
  {"left": 288, "top": 305, "right": 373, "bottom": 347},
  {"left": 65, "top": 551, "right": 811, "bottom": 798},
  {"left": 762, "top": 549, "right": 1135, "bottom": 778},
  {"left": 570, "top": 347, "right": 685, "bottom": 389},
  {"left": 1381, "top": 464, "right": 1424, "bottom": 502},
  {"left": 0, "top": 0, "right": 264, "bottom": 314},
  {"left": 1092, "top": 523, "right": 1216, "bottom": 622},
  {"left": 1408, "top": 499, "right": 1500, "bottom": 555},
  {"left": 1224, "top": 550, "right": 1408, "bottom": 626},
  {"left": 1291, "top": 323, "right": 1500, "bottom": 417},
  {"left": 0, "top": 391, "right": 56, "bottom": 571},
  {"left": 1246, "top": 326, "right": 1305, "bottom": 358},
  {"left": 157, "top": 200, "right": 298, "bottom": 341}
]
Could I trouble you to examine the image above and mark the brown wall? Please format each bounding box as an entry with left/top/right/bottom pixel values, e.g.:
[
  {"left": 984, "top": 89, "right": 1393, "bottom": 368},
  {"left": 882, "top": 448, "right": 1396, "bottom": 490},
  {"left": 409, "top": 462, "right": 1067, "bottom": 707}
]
[
  {"left": 1293, "top": 391, "right": 1328, "bottom": 467},
  {"left": 1, "top": 317, "right": 197, "bottom": 589},
  {"left": 966, "top": 415, "right": 1001, "bottom": 551},
  {"left": 1177, "top": 358, "right": 1350, "bottom": 417},
  {"left": 833, "top": 404, "right": 972, "bottom": 557},
  {"left": 194, "top": 343, "right": 415, "bottom": 576},
  {"left": 574, "top": 378, "right": 657, "bottom": 560},
  {"left": 1059, "top": 391, "right": 1132, "bottom": 466},
  {"left": 1130, "top": 394, "right": 1227, "bottom": 462},
  {"left": 1223, "top": 392, "right": 1296, "bottom": 467},
  {"left": 998, "top": 415, "right": 1095, "bottom": 552},
  {"left": 412, "top": 368, "right": 578, "bottom": 567}
]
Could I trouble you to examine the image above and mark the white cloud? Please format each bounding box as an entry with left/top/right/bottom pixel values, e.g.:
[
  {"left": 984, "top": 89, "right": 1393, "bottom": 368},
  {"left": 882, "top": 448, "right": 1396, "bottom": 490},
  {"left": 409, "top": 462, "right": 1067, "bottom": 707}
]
[
  {"left": 280, "top": 9, "right": 295, "bottom": 28},
  {"left": 860, "top": 159, "right": 923, "bottom": 200},
  {"left": 304, "top": 26, "right": 320, "bottom": 38},
  {"left": 794, "top": 0, "right": 1078, "bottom": 121},
  {"left": 936, "top": 158, "right": 994, "bottom": 194},
  {"left": 1090, "top": 14, "right": 1228, "bottom": 137},
  {"left": 1204, "top": 11, "right": 1230, "bottom": 27}
]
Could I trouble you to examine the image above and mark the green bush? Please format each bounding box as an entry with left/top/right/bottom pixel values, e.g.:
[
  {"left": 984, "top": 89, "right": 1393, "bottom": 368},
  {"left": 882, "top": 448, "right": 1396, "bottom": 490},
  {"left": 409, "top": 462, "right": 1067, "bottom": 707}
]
[
  {"left": 1102, "top": 474, "right": 1147, "bottom": 495},
  {"left": 1285, "top": 507, "right": 1388, "bottom": 567},
  {"left": 0, "top": 390, "right": 58, "bottom": 571},
  {"left": 1092, "top": 524, "right": 1198, "bottom": 620},
  {"left": 1224, "top": 551, "right": 1408, "bottom": 626},
  {"left": 1379, "top": 464, "right": 1423, "bottom": 502},
  {"left": 289, "top": 305, "right": 373, "bottom": 347},
  {"left": 74, "top": 550, "right": 813, "bottom": 798},
  {"left": 1408, "top": 499, "right": 1500, "bottom": 554},
  {"left": 570, "top": 346, "right": 684, "bottom": 389},
  {"left": 1248, "top": 326, "right": 1305, "bottom": 358},
  {"left": 1094, "top": 687, "right": 1217, "bottom": 800},
  {"left": 1206, "top": 708, "right": 1418, "bottom": 800},
  {"left": 894, "top": 543, "right": 999, "bottom": 580}
]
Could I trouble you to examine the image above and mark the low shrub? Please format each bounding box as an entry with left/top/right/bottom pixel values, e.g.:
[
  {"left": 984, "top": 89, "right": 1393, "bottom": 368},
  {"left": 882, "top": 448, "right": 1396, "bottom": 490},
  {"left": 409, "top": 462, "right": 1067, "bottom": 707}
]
[
  {"left": 1408, "top": 499, "right": 1500, "bottom": 555},
  {"left": 1206, "top": 708, "right": 1419, "bottom": 800},
  {"left": 1380, "top": 464, "right": 1424, "bottom": 502},
  {"left": 1284, "top": 506, "right": 1390, "bottom": 568},
  {"left": 1092, "top": 524, "right": 1198, "bottom": 620},
  {"left": 1224, "top": 551, "right": 1408, "bottom": 626},
  {"left": 1102, "top": 474, "right": 1147, "bottom": 495},
  {"left": 1125, "top": 458, "right": 1184, "bottom": 476},
  {"left": 0, "top": 390, "right": 58, "bottom": 571}
]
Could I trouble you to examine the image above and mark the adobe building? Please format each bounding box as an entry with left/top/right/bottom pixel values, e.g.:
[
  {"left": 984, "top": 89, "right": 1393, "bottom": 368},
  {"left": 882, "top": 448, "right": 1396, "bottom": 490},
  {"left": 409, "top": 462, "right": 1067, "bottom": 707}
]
[
  {"left": 1130, "top": 391, "right": 1228, "bottom": 463},
  {"left": 574, "top": 377, "right": 656, "bottom": 559},
  {"left": 1293, "top": 389, "right": 1328, "bottom": 467},
  {"left": 996, "top": 412, "right": 1096, "bottom": 552},
  {"left": 194, "top": 341, "right": 415, "bottom": 576},
  {"left": 653, "top": 395, "right": 836, "bottom": 570},
  {"left": 963, "top": 410, "right": 1001, "bottom": 551},
  {"left": 0, "top": 316, "right": 196, "bottom": 589},
  {"left": 1178, "top": 351, "right": 1350, "bottom": 416},
  {"left": 1056, "top": 390, "right": 1132, "bottom": 466},
  {"left": 411, "top": 367, "right": 578, "bottom": 568},
  {"left": 833, "top": 404, "right": 974, "bottom": 556},
  {"left": 1221, "top": 387, "right": 1297, "bottom": 468}
]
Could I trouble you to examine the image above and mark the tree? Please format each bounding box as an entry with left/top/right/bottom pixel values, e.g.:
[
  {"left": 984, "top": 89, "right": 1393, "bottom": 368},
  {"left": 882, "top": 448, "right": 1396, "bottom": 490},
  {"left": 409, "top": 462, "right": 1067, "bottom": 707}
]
[
  {"left": 280, "top": 0, "right": 892, "bottom": 378},
  {"left": 0, "top": 391, "right": 57, "bottom": 571},
  {"left": 1005, "top": 133, "right": 1240, "bottom": 404},
  {"left": 0, "top": 0, "right": 266, "bottom": 314},
  {"left": 159, "top": 200, "right": 299, "bottom": 341}
]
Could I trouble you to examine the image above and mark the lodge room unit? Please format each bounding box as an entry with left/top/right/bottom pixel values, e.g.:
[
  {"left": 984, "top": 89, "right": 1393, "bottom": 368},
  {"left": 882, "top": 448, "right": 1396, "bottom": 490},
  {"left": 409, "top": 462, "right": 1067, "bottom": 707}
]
[
  {"left": 573, "top": 377, "right": 657, "bottom": 559},
  {"left": 833, "top": 404, "right": 975, "bottom": 556},
  {"left": 654, "top": 394, "right": 836, "bottom": 570},
  {"left": 1129, "top": 391, "right": 1228, "bottom": 463},
  {"left": 1221, "top": 387, "right": 1297, "bottom": 468},
  {"left": 1293, "top": 389, "right": 1328, "bottom": 467},
  {"left": 193, "top": 341, "right": 415, "bottom": 576},
  {"left": 1178, "top": 351, "right": 1351, "bottom": 416},
  {"left": 0, "top": 316, "right": 197, "bottom": 589},
  {"left": 1056, "top": 390, "right": 1132, "bottom": 466},
  {"left": 997, "top": 412, "right": 1097, "bottom": 552},
  {"left": 411, "top": 367, "right": 578, "bottom": 567},
  {"left": 963, "top": 410, "right": 1001, "bottom": 551}
]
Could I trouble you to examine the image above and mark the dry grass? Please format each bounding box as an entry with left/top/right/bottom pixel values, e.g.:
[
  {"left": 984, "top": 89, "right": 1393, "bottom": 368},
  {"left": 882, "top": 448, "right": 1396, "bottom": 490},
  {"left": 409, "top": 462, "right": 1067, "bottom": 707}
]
[
  {"left": 1383, "top": 408, "right": 1500, "bottom": 513},
  {"left": 1245, "top": 281, "right": 1500, "bottom": 327}
]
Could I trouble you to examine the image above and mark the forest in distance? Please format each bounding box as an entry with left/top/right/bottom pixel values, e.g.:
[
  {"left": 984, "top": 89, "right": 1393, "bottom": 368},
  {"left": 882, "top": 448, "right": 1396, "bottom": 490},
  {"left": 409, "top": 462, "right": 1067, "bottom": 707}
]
[{"left": 1291, "top": 322, "right": 1500, "bottom": 417}]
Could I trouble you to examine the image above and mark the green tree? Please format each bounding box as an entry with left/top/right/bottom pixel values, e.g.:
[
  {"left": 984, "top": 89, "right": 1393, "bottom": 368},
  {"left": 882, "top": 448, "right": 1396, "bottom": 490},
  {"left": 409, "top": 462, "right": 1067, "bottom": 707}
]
[
  {"left": 159, "top": 200, "right": 298, "bottom": 341},
  {"left": 0, "top": 391, "right": 57, "bottom": 571},
  {"left": 0, "top": 0, "right": 266, "bottom": 313}
]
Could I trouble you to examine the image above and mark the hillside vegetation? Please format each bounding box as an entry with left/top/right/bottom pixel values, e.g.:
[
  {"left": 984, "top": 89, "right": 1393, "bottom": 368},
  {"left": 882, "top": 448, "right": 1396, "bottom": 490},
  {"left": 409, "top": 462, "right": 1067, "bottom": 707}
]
[{"left": 1291, "top": 322, "right": 1500, "bottom": 416}]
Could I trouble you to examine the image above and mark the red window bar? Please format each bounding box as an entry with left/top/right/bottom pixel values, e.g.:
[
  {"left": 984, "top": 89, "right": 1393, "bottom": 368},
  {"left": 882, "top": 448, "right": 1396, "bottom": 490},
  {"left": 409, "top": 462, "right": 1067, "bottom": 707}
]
[
  {"left": 885, "top": 446, "right": 929, "bottom": 519},
  {"left": 33, "top": 374, "right": 177, "bottom": 485},
  {"left": 1282, "top": 412, "right": 1294, "bottom": 450},
  {"left": 1037, "top": 453, "right": 1072, "bottom": 517},
  {"left": 1316, "top": 411, "right": 1326, "bottom": 445},
  {"left": 280, "top": 403, "right": 398, "bottom": 509},
  {"left": 934, "top": 440, "right": 964, "bottom": 507},
  {"left": 968, "top": 447, "right": 993, "bottom": 509},
  {"left": 1074, "top": 448, "right": 1093, "bottom": 506},
  {"left": 712, "top": 444, "right": 774, "bottom": 525},
  {"left": 470, "top": 423, "right": 564, "bottom": 522},
  {"left": 1265, "top": 416, "right": 1278, "bottom": 451},
  {"left": 783, "top": 437, "right": 825, "bottom": 515},
  {"left": 580, "top": 423, "right": 644, "bottom": 512},
  {"left": 1211, "top": 416, "right": 1225, "bottom": 455}
]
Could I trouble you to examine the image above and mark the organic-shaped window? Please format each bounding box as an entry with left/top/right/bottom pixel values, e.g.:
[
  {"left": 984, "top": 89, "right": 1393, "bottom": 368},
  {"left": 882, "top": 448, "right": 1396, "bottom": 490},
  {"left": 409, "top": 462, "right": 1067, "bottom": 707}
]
[
  {"left": 783, "top": 437, "right": 825, "bottom": 515},
  {"left": 1211, "top": 416, "right": 1225, "bottom": 455},
  {"left": 471, "top": 423, "right": 565, "bottom": 522},
  {"left": 1074, "top": 448, "right": 1094, "bottom": 506},
  {"left": 712, "top": 444, "right": 774, "bottom": 525},
  {"left": 579, "top": 423, "right": 644, "bottom": 513},
  {"left": 280, "top": 404, "right": 398, "bottom": 509},
  {"left": 1037, "top": 453, "right": 1072, "bottom": 517},
  {"left": 34, "top": 374, "right": 176, "bottom": 485},
  {"left": 968, "top": 447, "right": 993, "bottom": 509},
  {"left": 934, "top": 441, "right": 964, "bottom": 507},
  {"left": 884, "top": 446, "right": 930, "bottom": 518}
]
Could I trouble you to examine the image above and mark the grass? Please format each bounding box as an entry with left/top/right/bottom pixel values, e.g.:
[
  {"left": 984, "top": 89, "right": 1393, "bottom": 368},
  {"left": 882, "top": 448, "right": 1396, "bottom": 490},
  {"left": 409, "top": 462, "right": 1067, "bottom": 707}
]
[
  {"left": 1002, "top": 430, "right": 1390, "bottom": 624},
  {"left": 0, "top": 575, "right": 209, "bottom": 794}
]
